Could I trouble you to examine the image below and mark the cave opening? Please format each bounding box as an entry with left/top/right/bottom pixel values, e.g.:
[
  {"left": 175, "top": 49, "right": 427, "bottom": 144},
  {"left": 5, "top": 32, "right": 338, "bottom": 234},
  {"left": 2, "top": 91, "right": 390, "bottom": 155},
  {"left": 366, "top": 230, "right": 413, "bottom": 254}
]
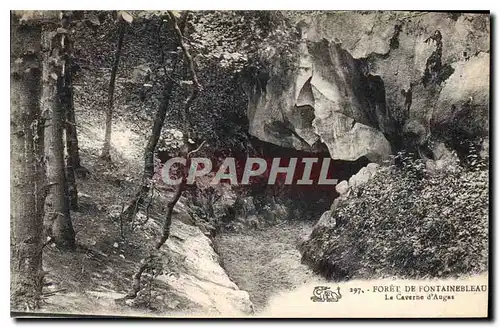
[
  {"left": 157, "top": 134, "right": 373, "bottom": 228},
  {"left": 244, "top": 137, "right": 371, "bottom": 223}
]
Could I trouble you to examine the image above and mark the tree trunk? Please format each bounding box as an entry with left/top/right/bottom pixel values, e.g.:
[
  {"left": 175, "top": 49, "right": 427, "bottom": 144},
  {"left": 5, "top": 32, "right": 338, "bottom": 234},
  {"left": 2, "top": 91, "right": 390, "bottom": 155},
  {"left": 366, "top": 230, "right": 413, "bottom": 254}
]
[
  {"left": 42, "top": 26, "right": 76, "bottom": 250},
  {"left": 65, "top": 93, "right": 83, "bottom": 170},
  {"left": 65, "top": 118, "right": 79, "bottom": 210},
  {"left": 120, "top": 17, "right": 183, "bottom": 221},
  {"left": 10, "top": 13, "right": 44, "bottom": 311},
  {"left": 61, "top": 29, "right": 78, "bottom": 210},
  {"left": 64, "top": 51, "right": 86, "bottom": 178},
  {"left": 156, "top": 10, "right": 201, "bottom": 248},
  {"left": 101, "top": 20, "right": 126, "bottom": 161},
  {"left": 120, "top": 76, "right": 177, "bottom": 221}
]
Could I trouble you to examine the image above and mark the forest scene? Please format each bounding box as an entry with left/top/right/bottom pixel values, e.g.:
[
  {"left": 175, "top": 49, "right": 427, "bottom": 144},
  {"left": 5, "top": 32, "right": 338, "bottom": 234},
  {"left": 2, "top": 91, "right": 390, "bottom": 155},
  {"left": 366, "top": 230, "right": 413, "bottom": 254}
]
[{"left": 10, "top": 10, "right": 489, "bottom": 317}]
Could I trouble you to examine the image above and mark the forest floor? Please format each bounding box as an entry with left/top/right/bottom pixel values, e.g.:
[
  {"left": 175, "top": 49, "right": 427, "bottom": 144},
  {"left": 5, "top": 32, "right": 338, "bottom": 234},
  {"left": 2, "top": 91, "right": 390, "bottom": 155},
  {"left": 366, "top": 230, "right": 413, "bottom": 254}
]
[
  {"left": 36, "top": 102, "right": 326, "bottom": 317},
  {"left": 39, "top": 114, "right": 163, "bottom": 317}
]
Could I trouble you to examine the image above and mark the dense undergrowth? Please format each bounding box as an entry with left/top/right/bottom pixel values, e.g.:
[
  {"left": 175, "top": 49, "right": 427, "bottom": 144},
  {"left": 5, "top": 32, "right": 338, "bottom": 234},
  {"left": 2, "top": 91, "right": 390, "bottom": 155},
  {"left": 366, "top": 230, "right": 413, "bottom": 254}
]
[{"left": 301, "top": 151, "right": 489, "bottom": 280}]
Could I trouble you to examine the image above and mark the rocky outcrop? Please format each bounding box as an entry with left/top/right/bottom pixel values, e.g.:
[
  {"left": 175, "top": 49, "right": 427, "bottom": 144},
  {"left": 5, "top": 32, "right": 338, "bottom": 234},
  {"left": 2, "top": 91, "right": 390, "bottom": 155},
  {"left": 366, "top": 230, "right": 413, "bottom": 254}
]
[
  {"left": 347, "top": 163, "right": 380, "bottom": 189},
  {"left": 158, "top": 219, "right": 254, "bottom": 316},
  {"left": 247, "top": 12, "right": 490, "bottom": 162},
  {"left": 334, "top": 164, "right": 380, "bottom": 197},
  {"left": 317, "top": 163, "right": 380, "bottom": 229},
  {"left": 247, "top": 38, "right": 392, "bottom": 163}
]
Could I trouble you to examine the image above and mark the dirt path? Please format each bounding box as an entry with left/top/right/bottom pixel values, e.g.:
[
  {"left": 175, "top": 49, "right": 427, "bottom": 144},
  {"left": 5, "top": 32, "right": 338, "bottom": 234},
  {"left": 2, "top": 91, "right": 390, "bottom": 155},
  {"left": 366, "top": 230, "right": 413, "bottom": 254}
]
[{"left": 215, "top": 221, "right": 325, "bottom": 312}]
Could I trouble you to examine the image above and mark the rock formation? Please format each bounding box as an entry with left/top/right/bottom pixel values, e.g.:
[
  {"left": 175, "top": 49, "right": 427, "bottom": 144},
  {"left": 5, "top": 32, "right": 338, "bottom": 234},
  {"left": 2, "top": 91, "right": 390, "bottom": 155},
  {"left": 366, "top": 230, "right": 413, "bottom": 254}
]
[{"left": 246, "top": 12, "right": 490, "bottom": 163}]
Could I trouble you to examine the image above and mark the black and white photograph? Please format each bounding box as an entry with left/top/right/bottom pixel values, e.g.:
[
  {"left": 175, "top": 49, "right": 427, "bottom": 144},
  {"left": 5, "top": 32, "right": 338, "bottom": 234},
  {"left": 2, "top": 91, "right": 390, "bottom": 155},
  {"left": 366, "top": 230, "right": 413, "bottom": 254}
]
[{"left": 9, "top": 9, "right": 490, "bottom": 318}]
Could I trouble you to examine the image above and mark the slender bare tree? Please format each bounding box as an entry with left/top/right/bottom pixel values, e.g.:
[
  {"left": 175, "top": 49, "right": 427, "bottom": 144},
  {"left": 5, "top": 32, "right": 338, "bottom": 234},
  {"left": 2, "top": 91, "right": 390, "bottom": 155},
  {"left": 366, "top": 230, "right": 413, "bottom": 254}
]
[
  {"left": 101, "top": 11, "right": 132, "bottom": 161},
  {"left": 120, "top": 12, "right": 183, "bottom": 222}
]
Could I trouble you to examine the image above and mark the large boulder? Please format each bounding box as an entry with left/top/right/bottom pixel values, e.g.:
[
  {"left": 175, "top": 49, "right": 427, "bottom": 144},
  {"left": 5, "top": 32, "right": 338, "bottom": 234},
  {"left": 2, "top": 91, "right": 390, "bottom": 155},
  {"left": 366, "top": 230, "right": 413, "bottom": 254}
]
[
  {"left": 348, "top": 163, "right": 380, "bottom": 189},
  {"left": 247, "top": 38, "right": 392, "bottom": 163},
  {"left": 246, "top": 12, "right": 490, "bottom": 162},
  {"left": 335, "top": 180, "right": 349, "bottom": 195},
  {"left": 159, "top": 219, "right": 254, "bottom": 316}
]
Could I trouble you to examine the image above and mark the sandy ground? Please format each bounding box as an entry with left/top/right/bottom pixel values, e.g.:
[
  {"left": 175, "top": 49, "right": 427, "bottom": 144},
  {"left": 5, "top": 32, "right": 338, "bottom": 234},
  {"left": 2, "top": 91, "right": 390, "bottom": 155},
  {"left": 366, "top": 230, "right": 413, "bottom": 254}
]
[{"left": 215, "top": 221, "right": 326, "bottom": 313}]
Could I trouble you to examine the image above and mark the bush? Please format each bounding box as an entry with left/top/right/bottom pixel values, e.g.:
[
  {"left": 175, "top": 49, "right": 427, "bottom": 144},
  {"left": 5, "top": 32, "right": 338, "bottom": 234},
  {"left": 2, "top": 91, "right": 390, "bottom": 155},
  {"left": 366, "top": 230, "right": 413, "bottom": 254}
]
[{"left": 301, "top": 154, "right": 489, "bottom": 281}]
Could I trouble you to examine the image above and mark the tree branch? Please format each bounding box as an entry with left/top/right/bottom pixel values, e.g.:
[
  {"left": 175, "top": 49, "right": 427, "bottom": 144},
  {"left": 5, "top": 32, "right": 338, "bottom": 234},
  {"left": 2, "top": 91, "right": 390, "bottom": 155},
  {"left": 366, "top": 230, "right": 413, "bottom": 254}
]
[
  {"left": 167, "top": 10, "right": 201, "bottom": 142},
  {"left": 187, "top": 140, "right": 206, "bottom": 158},
  {"left": 154, "top": 12, "right": 202, "bottom": 251},
  {"left": 167, "top": 11, "right": 200, "bottom": 91}
]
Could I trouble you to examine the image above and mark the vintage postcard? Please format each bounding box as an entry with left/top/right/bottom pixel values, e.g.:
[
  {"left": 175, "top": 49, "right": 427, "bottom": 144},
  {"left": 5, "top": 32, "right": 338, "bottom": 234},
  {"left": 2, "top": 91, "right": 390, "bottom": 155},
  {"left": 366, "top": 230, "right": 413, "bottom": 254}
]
[{"left": 10, "top": 10, "right": 490, "bottom": 318}]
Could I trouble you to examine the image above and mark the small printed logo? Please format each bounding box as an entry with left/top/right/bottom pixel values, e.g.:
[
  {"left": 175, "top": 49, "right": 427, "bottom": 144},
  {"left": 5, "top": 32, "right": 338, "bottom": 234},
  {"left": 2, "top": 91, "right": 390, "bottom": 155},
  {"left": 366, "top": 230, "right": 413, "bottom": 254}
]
[{"left": 310, "top": 286, "right": 342, "bottom": 302}]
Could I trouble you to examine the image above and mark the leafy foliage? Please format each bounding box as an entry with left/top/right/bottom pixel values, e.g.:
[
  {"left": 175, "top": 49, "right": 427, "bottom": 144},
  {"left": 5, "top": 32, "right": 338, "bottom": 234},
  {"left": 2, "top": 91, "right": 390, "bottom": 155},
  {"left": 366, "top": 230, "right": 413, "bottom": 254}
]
[
  {"left": 301, "top": 153, "right": 489, "bottom": 281},
  {"left": 189, "top": 11, "right": 299, "bottom": 72},
  {"left": 177, "top": 11, "right": 303, "bottom": 152}
]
